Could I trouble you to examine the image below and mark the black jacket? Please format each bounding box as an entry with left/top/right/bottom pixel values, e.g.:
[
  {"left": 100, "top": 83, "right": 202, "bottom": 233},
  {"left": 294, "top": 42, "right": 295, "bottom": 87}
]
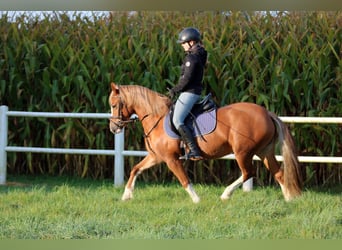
[{"left": 171, "top": 44, "right": 207, "bottom": 95}]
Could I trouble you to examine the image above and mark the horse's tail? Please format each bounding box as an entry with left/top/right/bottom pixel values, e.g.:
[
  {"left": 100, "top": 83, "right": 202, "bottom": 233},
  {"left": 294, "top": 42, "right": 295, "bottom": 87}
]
[{"left": 269, "top": 112, "right": 303, "bottom": 201}]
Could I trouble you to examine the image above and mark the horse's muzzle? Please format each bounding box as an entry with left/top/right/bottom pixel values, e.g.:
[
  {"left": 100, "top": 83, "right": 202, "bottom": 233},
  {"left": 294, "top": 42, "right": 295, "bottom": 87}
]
[
  {"left": 110, "top": 125, "right": 123, "bottom": 134},
  {"left": 109, "top": 119, "right": 124, "bottom": 134}
]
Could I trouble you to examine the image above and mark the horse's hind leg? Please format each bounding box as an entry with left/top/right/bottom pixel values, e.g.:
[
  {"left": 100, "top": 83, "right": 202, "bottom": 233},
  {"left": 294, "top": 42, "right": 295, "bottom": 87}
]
[
  {"left": 242, "top": 177, "right": 253, "bottom": 192},
  {"left": 261, "top": 153, "right": 286, "bottom": 196},
  {"left": 221, "top": 153, "right": 255, "bottom": 200},
  {"left": 220, "top": 175, "right": 244, "bottom": 200}
]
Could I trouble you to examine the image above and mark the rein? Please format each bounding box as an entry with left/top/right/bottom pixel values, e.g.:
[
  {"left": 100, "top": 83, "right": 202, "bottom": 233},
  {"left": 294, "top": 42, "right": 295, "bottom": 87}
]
[
  {"left": 109, "top": 86, "right": 165, "bottom": 155},
  {"left": 109, "top": 93, "right": 160, "bottom": 137},
  {"left": 141, "top": 115, "right": 163, "bottom": 155},
  {"left": 109, "top": 94, "right": 137, "bottom": 127},
  {"left": 142, "top": 115, "right": 163, "bottom": 138}
]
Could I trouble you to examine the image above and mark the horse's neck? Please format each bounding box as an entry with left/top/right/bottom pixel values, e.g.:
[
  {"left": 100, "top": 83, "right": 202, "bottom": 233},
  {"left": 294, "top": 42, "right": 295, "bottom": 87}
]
[
  {"left": 124, "top": 91, "right": 152, "bottom": 119},
  {"left": 123, "top": 86, "right": 170, "bottom": 121}
]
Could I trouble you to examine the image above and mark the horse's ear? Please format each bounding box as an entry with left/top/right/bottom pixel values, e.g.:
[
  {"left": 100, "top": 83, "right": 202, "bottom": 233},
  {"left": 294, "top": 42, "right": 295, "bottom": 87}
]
[{"left": 111, "top": 82, "right": 119, "bottom": 94}]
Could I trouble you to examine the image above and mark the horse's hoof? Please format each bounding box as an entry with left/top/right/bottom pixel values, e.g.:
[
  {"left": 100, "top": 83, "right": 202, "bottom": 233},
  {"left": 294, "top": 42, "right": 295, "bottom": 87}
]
[
  {"left": 121, "top": 188, "right": 133, "bottom": 201},
  {"left": 192, "top": 197, "right": 200, "bottom": 203},
  {"left": 220, "top": 195, "right": 230, "bottom": 201},
  {"left": 121, "top": 196, "right": 132, "bottom": 201}
]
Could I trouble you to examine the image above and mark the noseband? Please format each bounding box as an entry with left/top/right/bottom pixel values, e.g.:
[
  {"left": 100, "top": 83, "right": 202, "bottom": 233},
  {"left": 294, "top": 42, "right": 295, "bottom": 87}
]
[{"left": 109, "top": 94, "right": 137, "bottom": 129}]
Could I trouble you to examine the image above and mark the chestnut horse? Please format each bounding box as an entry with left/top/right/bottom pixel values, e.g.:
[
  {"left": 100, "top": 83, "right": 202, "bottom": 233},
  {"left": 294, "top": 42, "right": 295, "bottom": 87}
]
[{"left": 108, "top": 82, "right": 303, "bottom": 203}]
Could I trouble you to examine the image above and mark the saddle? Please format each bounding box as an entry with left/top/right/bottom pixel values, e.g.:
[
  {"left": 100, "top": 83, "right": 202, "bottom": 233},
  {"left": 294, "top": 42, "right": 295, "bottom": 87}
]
[{"left": 164, "top": 94, "right": 218, "bottom": 139}]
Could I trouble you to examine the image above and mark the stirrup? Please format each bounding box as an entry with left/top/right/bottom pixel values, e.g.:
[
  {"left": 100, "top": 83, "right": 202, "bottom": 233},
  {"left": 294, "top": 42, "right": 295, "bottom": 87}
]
[
  {"left": 190, "top": 155, "right": 203, "bottom": 161},
  {"left": 179, "top": 154, "right": 188, "bottom": 160},
  {"left": 179, "top": 152, "right": 203, "bottom": 161}
]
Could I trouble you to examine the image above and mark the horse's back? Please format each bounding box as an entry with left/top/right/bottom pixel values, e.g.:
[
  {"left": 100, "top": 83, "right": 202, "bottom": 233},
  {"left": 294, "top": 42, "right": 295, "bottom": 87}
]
[
  {"left": 219, "top": 102, "right": 270, "bottom": 119},
  {"left": 224, "top": 101, "right": 271, "bottom": 114},
  {"left": 216, "top": 102, "right": 275, "bottom": 150}
]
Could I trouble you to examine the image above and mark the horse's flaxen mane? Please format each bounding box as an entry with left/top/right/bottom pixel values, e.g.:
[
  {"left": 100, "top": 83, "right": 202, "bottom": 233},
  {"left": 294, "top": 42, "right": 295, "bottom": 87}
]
[{"left": 120, "top": 85, "right": 172, "bottom": 116}]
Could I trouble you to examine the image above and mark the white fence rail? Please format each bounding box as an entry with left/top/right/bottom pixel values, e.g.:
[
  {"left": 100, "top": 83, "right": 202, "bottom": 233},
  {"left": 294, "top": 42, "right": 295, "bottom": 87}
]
[{"left": 1, "top": 105, "right": 341, "bottom": 186}]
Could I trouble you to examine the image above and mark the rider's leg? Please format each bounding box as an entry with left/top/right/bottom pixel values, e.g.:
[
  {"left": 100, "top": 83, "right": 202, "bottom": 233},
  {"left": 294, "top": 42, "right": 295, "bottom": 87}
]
[
  {"left": 178, "top": 124, "right": 202, "bottom": 160},
  {"left": 173, "top": 92, "right": 202, "bottom": 160}
]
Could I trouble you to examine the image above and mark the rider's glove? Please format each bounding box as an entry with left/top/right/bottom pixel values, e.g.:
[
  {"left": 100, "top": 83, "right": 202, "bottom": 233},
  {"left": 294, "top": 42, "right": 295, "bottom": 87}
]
[{"left": 168, "top": 88, "right": 176, "bottom": 99}]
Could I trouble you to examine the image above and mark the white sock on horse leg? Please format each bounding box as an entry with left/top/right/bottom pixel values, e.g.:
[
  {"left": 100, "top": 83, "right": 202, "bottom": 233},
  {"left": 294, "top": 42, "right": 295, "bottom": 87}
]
[
  {"left": 185, "top": 184, "right": 200, "bottom": 203},
  {"left": 242, "top": 177, "right": 253, "bottom": 192},
  {"left": 220, "top": 175, "right": 244, "bottom": 200}
]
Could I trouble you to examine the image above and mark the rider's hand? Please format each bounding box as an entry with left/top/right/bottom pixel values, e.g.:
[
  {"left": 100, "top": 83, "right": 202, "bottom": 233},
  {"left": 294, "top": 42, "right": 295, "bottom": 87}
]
[{"left": 168, "top": 88, "right": 176, "bottom": 99}]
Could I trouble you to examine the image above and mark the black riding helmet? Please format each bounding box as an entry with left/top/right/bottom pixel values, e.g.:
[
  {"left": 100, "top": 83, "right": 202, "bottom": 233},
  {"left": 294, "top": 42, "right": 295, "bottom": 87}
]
[{"left": 177, "top": 27, "right": 201, "bottom": 44}]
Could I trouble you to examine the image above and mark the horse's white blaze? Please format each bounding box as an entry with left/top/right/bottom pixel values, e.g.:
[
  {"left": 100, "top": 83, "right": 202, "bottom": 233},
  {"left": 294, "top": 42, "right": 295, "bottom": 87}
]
[{"left": 185, "top": 184, "right": 200, "bottom": 203}]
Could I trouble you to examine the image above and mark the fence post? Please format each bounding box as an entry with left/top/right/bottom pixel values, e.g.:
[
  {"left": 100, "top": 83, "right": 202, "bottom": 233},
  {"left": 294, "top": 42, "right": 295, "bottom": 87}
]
[
  {"left": 0, "top": 105, "right": 8, "bottom": 185},
  {"left": 114, "top": 128, "right": 125, "bottom": 186}
]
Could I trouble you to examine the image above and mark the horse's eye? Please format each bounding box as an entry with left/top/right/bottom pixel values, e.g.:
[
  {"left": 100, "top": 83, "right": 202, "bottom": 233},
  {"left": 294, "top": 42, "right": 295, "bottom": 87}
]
[{"left": 111, "top": 104, "right": 116, "bottom": 109}]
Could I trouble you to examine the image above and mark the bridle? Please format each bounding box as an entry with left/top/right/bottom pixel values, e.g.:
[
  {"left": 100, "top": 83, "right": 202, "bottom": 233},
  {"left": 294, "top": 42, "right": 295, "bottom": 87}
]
[
  {"left": 108, "top": 87, "right": 163, "bottom": 155},
  {"left": 108, "top": 87, "right": 163, "bottom": 154},
  {"left": 109, "top": 94, "right": 137, "bottom": 130}
]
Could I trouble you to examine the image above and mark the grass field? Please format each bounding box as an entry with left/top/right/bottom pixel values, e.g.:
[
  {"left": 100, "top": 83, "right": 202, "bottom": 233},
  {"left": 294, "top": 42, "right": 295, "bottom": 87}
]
[{"left": 0, "top": 175, "right": 341, "bottom": 239}]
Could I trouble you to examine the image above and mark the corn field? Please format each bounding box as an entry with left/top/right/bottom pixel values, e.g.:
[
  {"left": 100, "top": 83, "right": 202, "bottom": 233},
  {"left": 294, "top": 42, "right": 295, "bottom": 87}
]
[{"left": 0, "top": 11, "right": 341, "bottom": 186}]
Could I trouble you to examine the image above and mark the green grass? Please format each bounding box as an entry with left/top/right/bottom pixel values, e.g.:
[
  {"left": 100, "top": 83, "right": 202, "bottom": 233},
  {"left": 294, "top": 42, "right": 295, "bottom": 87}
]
[{"left": 0, "top": 175, "right": 341, "bottom": 239}]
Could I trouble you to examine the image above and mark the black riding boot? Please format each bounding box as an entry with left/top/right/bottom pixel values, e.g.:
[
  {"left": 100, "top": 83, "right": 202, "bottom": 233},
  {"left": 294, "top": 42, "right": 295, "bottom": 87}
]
[{"left": 178, "top": 125, "right": 203, "bottom": 160}]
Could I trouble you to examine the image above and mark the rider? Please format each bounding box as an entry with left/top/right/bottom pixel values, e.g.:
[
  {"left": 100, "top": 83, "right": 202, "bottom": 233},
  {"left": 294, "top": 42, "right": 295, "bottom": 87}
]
[{"left": 168, "top": 27, "right": 208, "bottom": 160}]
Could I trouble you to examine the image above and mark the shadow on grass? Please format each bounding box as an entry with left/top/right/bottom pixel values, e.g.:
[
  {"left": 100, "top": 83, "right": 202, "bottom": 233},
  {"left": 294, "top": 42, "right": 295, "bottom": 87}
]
[
  {"left": 2, "top": 174, "right": 341, "bottom": 198},
  {"left": 304, "top": 184, "right": 342, "bottom": 197},
  {"left": 0, "top": 174, "right": 114, "bottom": 193}
]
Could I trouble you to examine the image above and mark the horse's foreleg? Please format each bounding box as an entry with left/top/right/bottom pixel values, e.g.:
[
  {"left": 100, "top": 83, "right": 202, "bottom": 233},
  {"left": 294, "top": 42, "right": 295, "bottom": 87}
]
[
  {"left": 166, "top": 158, "right": 200, "bottom": 203},
  {"left": 185, "top": 183, "right": 200, "bottom": 203},
  {"left": 122, "top": 154, "right": 158, "bottom": 201}
]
